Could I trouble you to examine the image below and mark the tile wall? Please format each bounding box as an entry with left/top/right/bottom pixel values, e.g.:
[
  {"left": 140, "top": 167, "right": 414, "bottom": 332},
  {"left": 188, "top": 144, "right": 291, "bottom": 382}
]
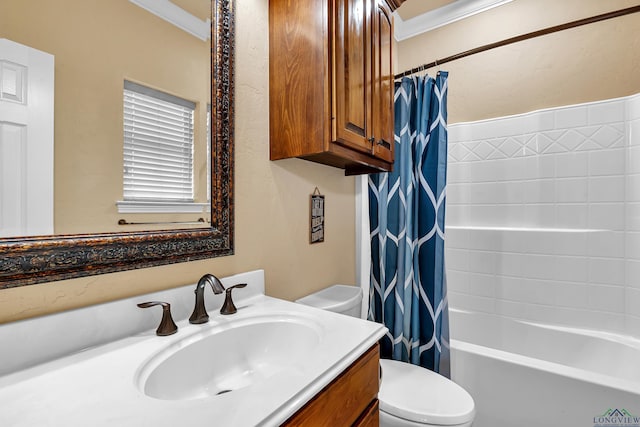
[{"left": 445, "top": 93, "right": 640, "bottom": 338}]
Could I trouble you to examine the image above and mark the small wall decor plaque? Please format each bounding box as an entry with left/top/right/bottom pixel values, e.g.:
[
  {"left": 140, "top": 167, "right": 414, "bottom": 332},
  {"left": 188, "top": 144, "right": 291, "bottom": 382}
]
[{"left": 310, "top": 187, "right": 325, "bottom": 244}]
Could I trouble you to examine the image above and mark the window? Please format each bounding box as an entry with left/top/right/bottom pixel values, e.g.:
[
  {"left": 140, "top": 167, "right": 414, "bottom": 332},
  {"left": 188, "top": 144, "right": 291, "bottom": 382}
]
[{"left": 119, "top": 81, "right": 205, "bottom": 213}]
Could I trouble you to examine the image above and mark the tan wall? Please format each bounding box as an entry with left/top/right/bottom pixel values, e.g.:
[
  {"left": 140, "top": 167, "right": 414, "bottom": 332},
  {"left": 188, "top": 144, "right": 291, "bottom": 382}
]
[
  {"left": 397, "top": 0, "right": 640, "bottom": 123},
  {"left": 0, "top": 0, "right": 356, "bottom": 323},
  {"left": 0, "top": 0, "right": 211, "bottom": 234}
]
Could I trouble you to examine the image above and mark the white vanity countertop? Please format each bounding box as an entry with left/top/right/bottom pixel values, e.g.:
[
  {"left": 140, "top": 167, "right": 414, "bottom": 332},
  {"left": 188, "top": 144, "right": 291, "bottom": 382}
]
[{"left": 0, "top": 271, "right": 386, "bottom": 427}]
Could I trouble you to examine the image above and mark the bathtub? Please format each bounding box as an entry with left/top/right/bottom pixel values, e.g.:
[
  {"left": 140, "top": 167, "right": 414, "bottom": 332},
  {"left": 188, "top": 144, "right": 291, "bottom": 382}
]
[{"left": 448, "top": 309, "right": 640, "bottom": 427}]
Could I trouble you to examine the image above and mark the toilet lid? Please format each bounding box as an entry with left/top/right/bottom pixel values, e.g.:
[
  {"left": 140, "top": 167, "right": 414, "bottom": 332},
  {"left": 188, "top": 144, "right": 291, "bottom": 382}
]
[{"left": 378, "top": 359, "right": 475, "bottom": 426}]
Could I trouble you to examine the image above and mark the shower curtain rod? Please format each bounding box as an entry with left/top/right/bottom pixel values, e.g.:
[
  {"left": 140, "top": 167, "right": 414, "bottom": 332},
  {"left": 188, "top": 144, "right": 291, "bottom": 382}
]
[{"left": 394, "top": 4, "right": 640, "bottom": 80}]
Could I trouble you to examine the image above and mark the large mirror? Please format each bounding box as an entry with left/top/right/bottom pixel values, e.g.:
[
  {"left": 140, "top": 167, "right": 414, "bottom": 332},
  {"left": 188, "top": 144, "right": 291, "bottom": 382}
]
[{"left": 0, "top": 0, "right": 234, "bottom": 288}]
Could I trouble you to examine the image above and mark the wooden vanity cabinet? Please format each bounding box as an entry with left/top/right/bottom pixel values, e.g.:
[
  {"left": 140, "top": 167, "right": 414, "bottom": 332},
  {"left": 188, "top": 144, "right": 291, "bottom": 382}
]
[
  {"left": 269, "top": 0, "right": 402, "bottom": 175},
  {"left": 283, "top": 344, "right": 380, "bottom": 426}
]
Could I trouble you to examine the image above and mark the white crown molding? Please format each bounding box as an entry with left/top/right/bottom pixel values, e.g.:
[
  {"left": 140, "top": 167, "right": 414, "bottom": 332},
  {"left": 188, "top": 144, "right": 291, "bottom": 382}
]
[
  {"left": 394, "top": 0, "right": 513, "bottom": 41},
  {"left": 129, "top": 0, "right": 211, "bottom": 41}
]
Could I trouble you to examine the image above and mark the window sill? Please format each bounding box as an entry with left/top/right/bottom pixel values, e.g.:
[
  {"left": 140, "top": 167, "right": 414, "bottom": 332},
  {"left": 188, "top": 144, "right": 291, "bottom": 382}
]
[{"left": 116, "top": 200, "right": 208, "bottom": 214}]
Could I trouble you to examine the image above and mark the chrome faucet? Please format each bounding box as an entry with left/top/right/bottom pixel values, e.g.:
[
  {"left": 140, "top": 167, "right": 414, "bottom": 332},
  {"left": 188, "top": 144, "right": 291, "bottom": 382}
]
[{"left": 189, "top": 274, "right": 226, "bottom": 324}]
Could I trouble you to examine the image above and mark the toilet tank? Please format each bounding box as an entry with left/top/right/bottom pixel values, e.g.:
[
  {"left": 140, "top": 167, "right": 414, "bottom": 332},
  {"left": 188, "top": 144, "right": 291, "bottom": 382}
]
[{"left": 295, "top": 285, "right": 362, "bottom": 318}]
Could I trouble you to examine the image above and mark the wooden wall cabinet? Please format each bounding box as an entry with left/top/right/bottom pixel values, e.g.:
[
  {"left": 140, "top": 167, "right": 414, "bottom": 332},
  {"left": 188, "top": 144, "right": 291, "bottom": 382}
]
[
  {"left": 269, "top": 0, "right": 403, "bottom": 175},
  {"left": 283, "top": 344, "right": 380, "bottom": 426}
]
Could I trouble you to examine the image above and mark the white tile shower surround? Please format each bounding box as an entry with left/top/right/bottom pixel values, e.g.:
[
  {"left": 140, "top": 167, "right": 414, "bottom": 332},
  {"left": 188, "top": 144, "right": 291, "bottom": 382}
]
[{"left": 445, "top": 93, "right": 640, "bottom": 338}]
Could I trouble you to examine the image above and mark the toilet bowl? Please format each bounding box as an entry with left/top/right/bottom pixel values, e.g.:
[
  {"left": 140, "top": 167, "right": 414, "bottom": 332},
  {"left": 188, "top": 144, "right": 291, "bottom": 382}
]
[{"left": 296, "top": 285, "right": 475, "bottom": 427}]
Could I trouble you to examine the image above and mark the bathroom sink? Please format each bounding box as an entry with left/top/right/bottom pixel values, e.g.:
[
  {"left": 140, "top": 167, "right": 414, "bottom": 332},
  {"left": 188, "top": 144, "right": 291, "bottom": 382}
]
[
  {"left": 0, "top": 271, "right": 389, "bottom": 427},
  {"left": 138, "top": 316, "right": 322, "bottom": 400}
]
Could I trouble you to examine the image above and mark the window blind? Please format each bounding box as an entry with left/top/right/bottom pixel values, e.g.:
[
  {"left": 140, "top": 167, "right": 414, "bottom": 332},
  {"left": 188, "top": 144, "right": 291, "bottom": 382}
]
[{"left": 123, "top": 81, "right": 195, "bottom": 201}]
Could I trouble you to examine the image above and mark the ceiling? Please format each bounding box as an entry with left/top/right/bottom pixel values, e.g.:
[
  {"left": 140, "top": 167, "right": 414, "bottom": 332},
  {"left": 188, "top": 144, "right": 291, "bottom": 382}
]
[
  {"left": 393, "top": 0, "right": 514, "bottom": 41},
  {"left": 396, "top": 0, "right": 458, "bottom": 21}
]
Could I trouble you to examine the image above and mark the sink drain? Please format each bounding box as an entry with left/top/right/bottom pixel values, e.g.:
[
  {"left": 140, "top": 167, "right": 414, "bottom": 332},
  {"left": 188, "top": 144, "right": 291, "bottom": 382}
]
[{"left": 216, "top": 389, "right": 232, "bottom": 395}]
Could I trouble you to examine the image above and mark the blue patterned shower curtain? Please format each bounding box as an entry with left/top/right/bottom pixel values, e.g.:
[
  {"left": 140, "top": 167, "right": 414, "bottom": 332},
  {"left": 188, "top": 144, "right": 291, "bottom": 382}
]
[{"left": 369, "top": 72, "right": 450, "bottom": 377}]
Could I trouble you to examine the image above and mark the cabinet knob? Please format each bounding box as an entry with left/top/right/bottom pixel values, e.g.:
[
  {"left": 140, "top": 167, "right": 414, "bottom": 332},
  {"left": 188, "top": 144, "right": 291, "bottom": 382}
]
[{"left": 368, "top": 136, "right": 375, "bottom": 143}]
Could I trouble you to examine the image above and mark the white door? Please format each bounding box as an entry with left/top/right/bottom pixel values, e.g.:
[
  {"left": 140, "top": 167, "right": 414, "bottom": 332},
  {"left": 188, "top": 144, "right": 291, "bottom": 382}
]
[{"left": 0, "top": 38, "right": 54, "bottom": 237}]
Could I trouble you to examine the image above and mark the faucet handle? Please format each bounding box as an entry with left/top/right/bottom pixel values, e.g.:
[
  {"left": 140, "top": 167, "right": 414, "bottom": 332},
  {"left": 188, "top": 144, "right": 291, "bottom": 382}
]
[
  {"left": 220, "top": 283, "right": 247, "bottom": 315},
  {"left": 137, "top": 301, "right": 178, "bottom": 336}
]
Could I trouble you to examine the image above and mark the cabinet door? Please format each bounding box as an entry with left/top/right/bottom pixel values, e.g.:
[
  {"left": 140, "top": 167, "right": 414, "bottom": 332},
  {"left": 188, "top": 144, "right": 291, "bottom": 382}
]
[
  {"left": 282, "top": 345, "right": 380, "bottom": 426},
  {"left": 353, "top": 400, "right": 380, "bottom": 427},
  {"left": 333, "top": 0, "right": 373, "bottom": 154},
  {"left": 372, "top": 0, "right": 394, "bottom": 163}
]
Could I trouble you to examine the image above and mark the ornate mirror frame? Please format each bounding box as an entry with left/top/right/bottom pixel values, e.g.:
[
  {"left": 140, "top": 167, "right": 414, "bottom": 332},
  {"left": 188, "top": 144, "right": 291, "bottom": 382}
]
[{"left": 0, "top": 0, "right": 235, "bottom": 289}]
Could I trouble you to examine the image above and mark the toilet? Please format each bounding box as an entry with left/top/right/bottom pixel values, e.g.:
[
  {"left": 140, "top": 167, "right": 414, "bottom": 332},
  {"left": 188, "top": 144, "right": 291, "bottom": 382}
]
[{"left": 296, "top": 285, "right": 475, "bottom": 427}]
